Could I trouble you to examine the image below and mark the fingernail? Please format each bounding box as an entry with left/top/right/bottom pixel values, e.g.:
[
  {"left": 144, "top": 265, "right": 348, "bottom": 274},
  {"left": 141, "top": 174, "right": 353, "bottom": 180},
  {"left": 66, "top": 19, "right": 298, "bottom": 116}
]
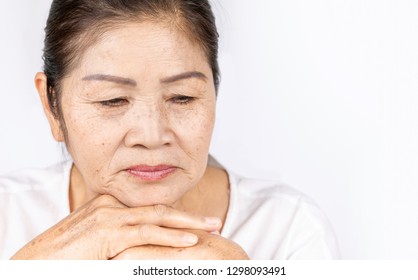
[
  {"left": 183, "top": 234, "right": 198, "bottom": 245},
  {"left": 211, "top": 230, "right": 220, "bottom": 235},
  {"left": 204, "top": 217, "right": 221, "bottom": 226}
]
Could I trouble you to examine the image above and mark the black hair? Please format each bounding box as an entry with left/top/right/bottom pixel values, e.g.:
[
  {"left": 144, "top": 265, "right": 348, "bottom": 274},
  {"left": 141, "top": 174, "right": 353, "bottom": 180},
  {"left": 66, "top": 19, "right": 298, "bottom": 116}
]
[{"left": 43, "top": 0, "right": 220, "bottom": 124}]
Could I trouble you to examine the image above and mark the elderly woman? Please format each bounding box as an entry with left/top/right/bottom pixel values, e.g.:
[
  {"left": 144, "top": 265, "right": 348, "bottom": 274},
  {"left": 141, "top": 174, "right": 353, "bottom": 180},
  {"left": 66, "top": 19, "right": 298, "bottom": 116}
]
[{"left": 0, "top": 0, "right": 339, "bottom": 259}]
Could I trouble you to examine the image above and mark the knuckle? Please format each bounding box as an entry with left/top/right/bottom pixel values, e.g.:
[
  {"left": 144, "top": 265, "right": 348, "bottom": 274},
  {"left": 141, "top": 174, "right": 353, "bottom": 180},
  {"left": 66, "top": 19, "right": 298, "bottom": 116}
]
[
  {"left": 138, "top": 224, "right": 154, "bottom": 242},
  {"left": 97, "top": 194, "right": 117, "bottom": 205},
  {"left": 152, "top": 204, "right": 170, "bottom": 218},
  {"left": 89, "top": 194, "right": 115, "bottom": 209},
  {"left": 90, "top": 206, "right": 113, "bottom": 223}
]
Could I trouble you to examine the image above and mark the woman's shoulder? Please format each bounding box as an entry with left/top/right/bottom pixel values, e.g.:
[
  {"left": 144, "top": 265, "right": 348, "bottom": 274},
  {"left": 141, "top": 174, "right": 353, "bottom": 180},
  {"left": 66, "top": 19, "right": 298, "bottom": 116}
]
[
  {"left": 0, "top": 161, "right": 72, "bottom": 193},
  {"left": 0, "top": 161, "right": 73, "bottom": 259},
  {"left": 228, "top": 170, "right": 316, "bottom": 212},
  {"left": 208, "top": 156, "right": 314, "bottom": 209},
  {"left": 223, "top": 170, "right": 340, "bottom": 259}
]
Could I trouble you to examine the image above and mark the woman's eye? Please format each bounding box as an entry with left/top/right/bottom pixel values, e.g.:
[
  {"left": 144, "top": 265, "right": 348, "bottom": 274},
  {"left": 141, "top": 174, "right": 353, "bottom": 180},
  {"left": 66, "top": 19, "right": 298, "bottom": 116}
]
[
  {"left": 98, "top": 98, "right": 129, "bottom": 107},
  {"left": 171, "top": 95, "right": 195, "bottom": 104}
]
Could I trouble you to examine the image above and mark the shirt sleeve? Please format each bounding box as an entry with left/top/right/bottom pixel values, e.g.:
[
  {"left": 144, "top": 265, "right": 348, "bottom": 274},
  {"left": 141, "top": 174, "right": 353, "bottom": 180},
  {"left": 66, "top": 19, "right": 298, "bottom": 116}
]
[{"left": 280, "top": 196, "right": 340, "bottom": 260}]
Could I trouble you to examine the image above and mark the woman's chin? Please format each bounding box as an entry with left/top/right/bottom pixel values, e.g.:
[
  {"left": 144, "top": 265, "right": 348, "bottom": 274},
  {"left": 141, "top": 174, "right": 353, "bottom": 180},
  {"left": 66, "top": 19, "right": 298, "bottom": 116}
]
[
  {"left": 111, "top": 185, "right": 185, "bottom": 208},
  {"left": 97, "top": 171, "right": 199, "bottom": 207},
  {"left": 120, "top": 196, "right": 179, "bottom": 208}
]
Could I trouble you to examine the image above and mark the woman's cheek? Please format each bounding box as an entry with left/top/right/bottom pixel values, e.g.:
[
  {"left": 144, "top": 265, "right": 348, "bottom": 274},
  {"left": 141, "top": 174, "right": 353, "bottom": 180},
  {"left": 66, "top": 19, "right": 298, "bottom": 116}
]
[
  {"left": 172, "top": 103, "right": 214, "bottom": 142},
  {"left": 66, "top": 112, "right": 122, "bottom": 175}
]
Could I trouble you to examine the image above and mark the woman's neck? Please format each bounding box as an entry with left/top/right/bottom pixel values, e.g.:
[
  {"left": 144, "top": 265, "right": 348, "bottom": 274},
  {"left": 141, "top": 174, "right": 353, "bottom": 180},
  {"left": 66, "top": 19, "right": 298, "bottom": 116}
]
[
  {"left": 173, "top": 166, "right": 230, "bottom": 226},
  {"left": 68, "top": 164, "right": 87, "bottom": 212}
]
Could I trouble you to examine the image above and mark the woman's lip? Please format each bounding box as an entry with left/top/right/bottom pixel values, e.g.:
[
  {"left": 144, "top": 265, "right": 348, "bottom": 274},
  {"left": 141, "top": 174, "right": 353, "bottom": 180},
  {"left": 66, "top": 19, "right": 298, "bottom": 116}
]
[{"left": 126, "top": 165, "right": 177, "bottom": 181}]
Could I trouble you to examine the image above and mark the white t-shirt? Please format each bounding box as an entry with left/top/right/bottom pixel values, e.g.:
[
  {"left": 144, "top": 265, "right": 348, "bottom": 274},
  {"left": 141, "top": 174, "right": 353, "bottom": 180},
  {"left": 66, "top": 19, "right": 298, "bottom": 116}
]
[{"left": 0, "top": 160, "right": 340, "bottom": 259}]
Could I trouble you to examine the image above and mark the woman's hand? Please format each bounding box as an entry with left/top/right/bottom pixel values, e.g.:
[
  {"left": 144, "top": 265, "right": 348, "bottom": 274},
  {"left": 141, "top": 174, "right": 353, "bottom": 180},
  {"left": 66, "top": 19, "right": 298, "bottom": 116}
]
[
  {"left": 11, "top": 195, "right": 221, "bottom": 259},
  {"left": 112, "top": 229, "right": 250, "bottom": 260}
]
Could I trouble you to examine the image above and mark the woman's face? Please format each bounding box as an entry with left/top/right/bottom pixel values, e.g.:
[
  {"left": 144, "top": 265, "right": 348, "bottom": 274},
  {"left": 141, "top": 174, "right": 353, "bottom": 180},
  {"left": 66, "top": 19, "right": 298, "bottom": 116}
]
[{"left": 57, "top": 22, "right": 216, "bottom": 207}]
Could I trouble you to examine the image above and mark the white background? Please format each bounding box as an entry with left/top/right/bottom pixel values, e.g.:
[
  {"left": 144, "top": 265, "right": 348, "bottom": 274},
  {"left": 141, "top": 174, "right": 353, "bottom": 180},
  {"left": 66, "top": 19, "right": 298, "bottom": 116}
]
[{"left": 1, "top": 0, "right": 417, "bottom": 259}]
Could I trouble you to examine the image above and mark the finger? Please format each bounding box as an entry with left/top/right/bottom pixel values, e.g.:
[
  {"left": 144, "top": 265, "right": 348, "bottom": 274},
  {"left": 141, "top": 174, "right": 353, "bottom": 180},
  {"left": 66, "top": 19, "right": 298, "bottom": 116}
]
[
  {"left": 132, "top": 224, "right": 198, "bottom": 247},
  {"left": 120, "top": 204, "right": 222, "bottom": 231},
  {"left": 109, "top": 225, "right": 198, "bottom": 258}
]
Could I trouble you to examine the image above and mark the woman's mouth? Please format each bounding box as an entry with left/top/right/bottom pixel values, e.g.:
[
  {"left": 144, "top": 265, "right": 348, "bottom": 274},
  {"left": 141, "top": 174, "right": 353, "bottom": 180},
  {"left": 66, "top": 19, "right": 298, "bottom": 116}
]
[{"left": 126, "top": 165, "right": 177, "bottom": 181}]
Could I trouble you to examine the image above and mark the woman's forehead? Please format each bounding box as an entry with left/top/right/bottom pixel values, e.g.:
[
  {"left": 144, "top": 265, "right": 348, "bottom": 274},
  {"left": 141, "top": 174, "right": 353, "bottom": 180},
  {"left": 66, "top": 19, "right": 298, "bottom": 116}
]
[
  {"left": 77, "top": 22, "right": 209, "bottom": 74},
  {"left": 63, "top": 22, "right": 213, "bottom": 90}
]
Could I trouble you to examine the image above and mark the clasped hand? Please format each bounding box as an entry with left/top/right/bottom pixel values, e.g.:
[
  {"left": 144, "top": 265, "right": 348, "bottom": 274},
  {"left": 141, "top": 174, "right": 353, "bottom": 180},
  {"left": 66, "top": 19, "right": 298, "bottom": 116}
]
[{"left": 11, "top": 194, "right": 249, "bottom": 260}]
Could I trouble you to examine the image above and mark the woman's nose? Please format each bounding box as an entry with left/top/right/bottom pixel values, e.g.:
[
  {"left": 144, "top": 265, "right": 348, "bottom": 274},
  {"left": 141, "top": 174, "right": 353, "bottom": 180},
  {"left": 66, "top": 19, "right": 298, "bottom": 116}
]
[{"left": 123, "top": 103, "right": 172, "bottom": 149}]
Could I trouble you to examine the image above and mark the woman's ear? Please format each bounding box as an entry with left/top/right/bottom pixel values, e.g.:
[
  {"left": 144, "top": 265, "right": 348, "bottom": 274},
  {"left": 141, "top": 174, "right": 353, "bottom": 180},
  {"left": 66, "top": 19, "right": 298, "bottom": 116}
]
[{"left": 35, "top": 72, "right": 65, "bottom": 142}]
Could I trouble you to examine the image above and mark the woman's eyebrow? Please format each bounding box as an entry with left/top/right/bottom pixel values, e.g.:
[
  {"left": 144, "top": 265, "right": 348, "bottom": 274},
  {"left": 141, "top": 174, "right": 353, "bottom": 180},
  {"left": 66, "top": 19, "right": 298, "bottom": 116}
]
[
  {"left": 81, "top": 71, "right": 206, "bottom": 86},
  {"left": 82, "top": 74, "right": 137, "bottom": 87},
  {"left": 160, "top": 71, "right": 208, "bottom": 84}
]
